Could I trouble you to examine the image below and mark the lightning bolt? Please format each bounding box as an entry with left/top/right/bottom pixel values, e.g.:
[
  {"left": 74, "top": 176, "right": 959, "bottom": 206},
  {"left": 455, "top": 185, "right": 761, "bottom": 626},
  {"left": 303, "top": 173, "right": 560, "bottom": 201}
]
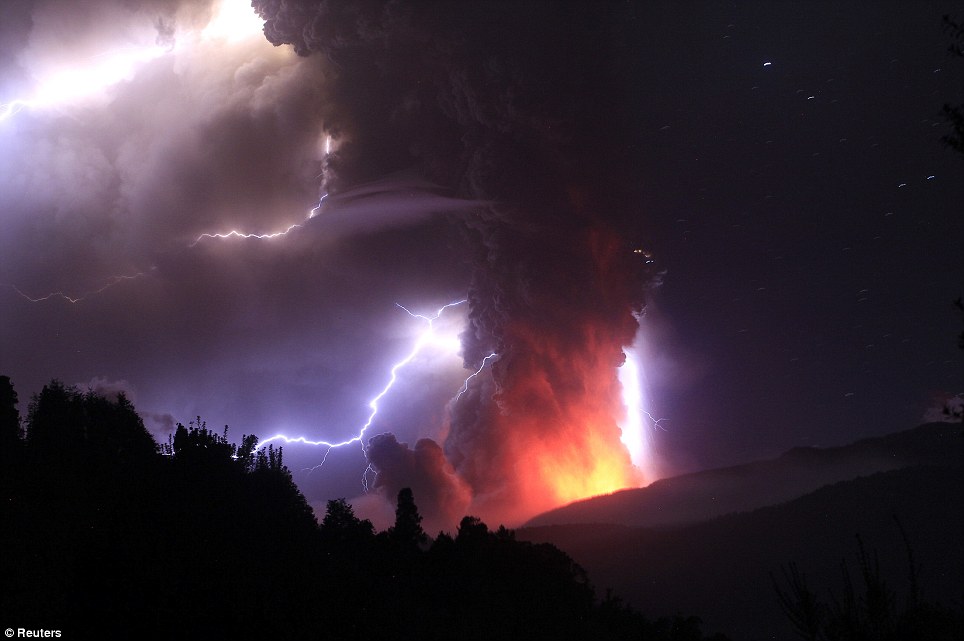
[
  {"left": 189, "top": 222, "right": 306, "bottom": 247},
  {"left": 3, "top": 270, "right": 153, "bottom": 304},
  {"left": 455, "top": 352, "right": 499, "bottom": 400},
  {"left": 257, "top": 299, "right": 468, "bottom": 456},
  {"left": 5, "top": 1, "right": 326, "bottom": 303},
  {"left": 309, "top": 192, "right": 329, "bottom": 218},
  {"left": 189, "top": 195, "right": 329, "bottom": 247},
  {"left": 0, "top": 0, "right": 270, "bottom": 126},
  {"left": 9, "top": 193, "right": 330, "bottom": 305},
  {"left": 2, "top": 1, "right": 310, "bottom": 303},
  {"left": 254, "top": 299, "right": 500, "bottom": 490},
  {"left": 0, "top": 100, "right": 30, "bottom": 122},
  {"left": 1, "top": 44, "right": 171, "bottom": 124},
  {"left": 618, "top": 345, "right": 667, "bottom": 469},
  {"left": 2, "top": 43, "right": 171, "bottom": 300},
  {"left": 644, "top": 409, "right": 669, "bottom": 432}
]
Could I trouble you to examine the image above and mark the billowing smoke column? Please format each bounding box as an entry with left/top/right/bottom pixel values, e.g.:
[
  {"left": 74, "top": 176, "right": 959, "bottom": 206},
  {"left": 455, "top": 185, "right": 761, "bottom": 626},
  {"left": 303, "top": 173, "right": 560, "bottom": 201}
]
[{"left": 254, "top": 0, "right": 653, "bottom": 526}]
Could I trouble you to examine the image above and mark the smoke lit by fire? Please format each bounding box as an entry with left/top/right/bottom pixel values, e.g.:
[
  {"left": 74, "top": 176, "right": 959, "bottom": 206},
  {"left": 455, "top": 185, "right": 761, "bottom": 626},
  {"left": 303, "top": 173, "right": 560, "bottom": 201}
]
[
  {"left": 245, "top": 0, "right": 662, "bottom": 528},
  {"left": 2, "top": 0, "right": 663, "bottom": 532}
]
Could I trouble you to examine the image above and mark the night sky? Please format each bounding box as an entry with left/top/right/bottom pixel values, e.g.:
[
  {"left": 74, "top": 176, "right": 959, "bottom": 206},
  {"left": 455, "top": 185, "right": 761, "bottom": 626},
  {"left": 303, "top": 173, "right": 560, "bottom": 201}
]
[{"left": 1, "top": 0, "right": 960, "bottom": 531}]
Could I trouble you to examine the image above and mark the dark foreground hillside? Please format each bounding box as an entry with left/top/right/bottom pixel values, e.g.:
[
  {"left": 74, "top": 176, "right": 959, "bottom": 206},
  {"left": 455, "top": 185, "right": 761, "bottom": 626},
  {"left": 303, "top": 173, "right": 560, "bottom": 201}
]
[
  {"left": 519, "top": 426, "right": 964, "bottom": 641},
  {"left": 0, "top": 378, "right": 729, "bottom": 640}
]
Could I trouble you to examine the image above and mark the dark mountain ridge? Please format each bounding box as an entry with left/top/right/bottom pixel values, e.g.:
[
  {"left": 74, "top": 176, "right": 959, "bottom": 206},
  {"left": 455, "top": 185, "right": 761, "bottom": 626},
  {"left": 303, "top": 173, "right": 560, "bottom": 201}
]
[
  {"left": 518, "top": 423, "right": 964, "bottom": 640},
  {"left": 526, "top": 422, "right": 963, "bottom": 529}
]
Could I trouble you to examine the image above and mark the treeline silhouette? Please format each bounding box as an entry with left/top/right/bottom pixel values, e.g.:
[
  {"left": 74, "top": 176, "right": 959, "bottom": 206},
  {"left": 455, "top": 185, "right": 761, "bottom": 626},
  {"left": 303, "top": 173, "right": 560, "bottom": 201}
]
[
  {"left": 0, "top": 378, "right": 729, "bottom": 640},
  {"left": 773, "top": 529, "right": 963, "bottom": 641}
]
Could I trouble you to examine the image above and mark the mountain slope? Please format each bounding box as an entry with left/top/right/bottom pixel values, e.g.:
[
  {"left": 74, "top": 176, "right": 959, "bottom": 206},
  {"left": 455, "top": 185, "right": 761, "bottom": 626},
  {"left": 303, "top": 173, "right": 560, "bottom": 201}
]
[
  {"left": 519, "top": 435, "right": 964, "bottom": 640},
  {"left": 526, "top": 422, "right": 963, "bottom": 529}
]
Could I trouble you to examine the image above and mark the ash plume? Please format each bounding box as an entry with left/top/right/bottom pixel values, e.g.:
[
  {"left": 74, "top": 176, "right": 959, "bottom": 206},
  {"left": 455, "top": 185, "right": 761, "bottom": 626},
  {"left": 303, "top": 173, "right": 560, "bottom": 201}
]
[
  {"left": 253, "top": 0, "right": 652, "bottom": 525},
  {"left": 365, "top": 432, "right": 471, "bottom": 532}
]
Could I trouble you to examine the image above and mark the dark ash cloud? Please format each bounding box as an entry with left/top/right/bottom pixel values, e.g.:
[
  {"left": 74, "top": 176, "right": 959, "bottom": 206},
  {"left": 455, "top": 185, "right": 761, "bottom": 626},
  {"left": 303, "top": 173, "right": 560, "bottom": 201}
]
[
  {"left": 365, "top": 432, "right": 470, "bottom": 532},
  {"left": 254, "top": 0, "right": 656, "bottom": 525}
]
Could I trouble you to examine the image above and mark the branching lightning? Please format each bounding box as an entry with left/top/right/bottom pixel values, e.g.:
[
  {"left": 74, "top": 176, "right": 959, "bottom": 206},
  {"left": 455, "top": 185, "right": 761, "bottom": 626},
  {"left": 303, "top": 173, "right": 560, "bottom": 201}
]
[
  {"left": 254, "top": 299, "right": 500, "bottom": 488},
  {"left": 10, "top": 191, "right": 330, "bottom": 304},
  {"left": 257, "top": 300, "right": 468, "bottom": 458},
  {"left": 4, "top": 0, "right": 667, "bottom": 505},
  {"left": 644, "top": 409, "right": 668, "bottom": 432}
]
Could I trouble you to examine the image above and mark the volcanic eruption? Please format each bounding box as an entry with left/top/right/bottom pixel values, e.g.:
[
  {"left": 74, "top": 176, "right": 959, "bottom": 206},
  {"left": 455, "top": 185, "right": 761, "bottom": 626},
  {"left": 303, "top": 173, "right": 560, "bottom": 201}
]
[{"left": 253, "top": 0, "right": 656, "bottom": 527}]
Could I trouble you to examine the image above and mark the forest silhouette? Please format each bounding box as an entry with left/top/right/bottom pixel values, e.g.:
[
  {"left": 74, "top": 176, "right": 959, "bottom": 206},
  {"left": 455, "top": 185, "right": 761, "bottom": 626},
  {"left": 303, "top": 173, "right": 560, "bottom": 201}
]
[{"left": 0, "top": 377, "right": 730, "bottom": 640}]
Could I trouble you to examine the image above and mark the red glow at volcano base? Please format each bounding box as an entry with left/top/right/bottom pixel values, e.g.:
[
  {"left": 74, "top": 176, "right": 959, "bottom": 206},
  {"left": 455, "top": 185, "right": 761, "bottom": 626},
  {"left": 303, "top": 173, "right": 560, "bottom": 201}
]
[{"left": 461, "top": 318, "right": 646, "bottom": 525}]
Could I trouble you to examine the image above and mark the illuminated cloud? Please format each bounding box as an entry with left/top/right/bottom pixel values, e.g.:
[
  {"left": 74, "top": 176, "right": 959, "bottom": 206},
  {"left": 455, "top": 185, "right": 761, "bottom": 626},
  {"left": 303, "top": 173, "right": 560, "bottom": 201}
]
[
  {"left": 2, "top": 0, "right": 664, "bottom": 530},
  {"left": 0, "top": 0, "right": 326, "bottom": 293}
]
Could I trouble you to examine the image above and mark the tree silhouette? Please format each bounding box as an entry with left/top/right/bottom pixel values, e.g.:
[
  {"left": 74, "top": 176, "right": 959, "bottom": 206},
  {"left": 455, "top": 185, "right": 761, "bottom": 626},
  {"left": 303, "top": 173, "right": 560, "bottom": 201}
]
[
  {"left": 0, "top": 375, "right": 21, "bottom": 451},
  {"left": 320, "top": 497, "right": 375, "bottom": 547},
  {"left": 772, "top": 530, "right": 963, "bottom": 640},
  {"left": 22, "top": 380, "right": 157, "bottom": 472},
  {"left": 25, "top": 380, "right": 84, "bottom": 454},
  {"left": 2, "top": 375, "right": 730, "bottom": 640},
  {"left": 455, "top": 514, "right": 489, "bottom": 543},
  {"left": 80, "top": 390, "right": 157, "bottom": 460},
  {"left": 168, "top": 417, "right": 235, "bottom": 464},
  {"left": 389, "top": 487, "right": 428, "bottom": 549},
  {"left": 773, "top": 562, "right": 825, "bottom": 641}
]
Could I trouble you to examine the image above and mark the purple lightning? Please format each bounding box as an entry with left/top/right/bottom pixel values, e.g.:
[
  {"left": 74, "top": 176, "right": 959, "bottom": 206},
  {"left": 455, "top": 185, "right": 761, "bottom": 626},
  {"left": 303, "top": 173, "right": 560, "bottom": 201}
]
[
  {"left": 256, "top": 299, "right": 469, "bottom": 456},
  {"left": 254, "top": 299, "right": 500, "bottom": 487},
  {"left": 0, "top": 100, "right": 30, "bottom": 122},
  {"left": 189, "top": 222, "right": 305, "bottom": 247},
  {"left": 0, "top": 1, "right": 268, "bottom": 126},
  {"left": 189, "top": 195, "right": 329, "bottom": 247},
  {"left": 455, "top": 352, "right": 499, "bottom": 401},
  {"left": 1, "top": 43, "right": 169, "bottom": 302},
  {"left": 618, "top": 345, "right": 667, "bottom": 471},
  {"left": 1, "top": 1, "right": 311, "bottom": 304},
  {"left": 9, "top": 193, "right": 329, "bottom": 305}
]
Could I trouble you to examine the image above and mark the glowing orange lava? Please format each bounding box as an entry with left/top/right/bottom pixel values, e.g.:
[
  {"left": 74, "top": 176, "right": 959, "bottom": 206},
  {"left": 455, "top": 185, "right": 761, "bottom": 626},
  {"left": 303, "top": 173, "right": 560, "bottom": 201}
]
[
  {"left": 455, "top": 226, "right": 651, "bottom": 527},
  {"left": 489, "top": 319, "right": 646, "bottom": 521},
  {"left": 535, "top": 426, "right": 642, "bottom": 506}
]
